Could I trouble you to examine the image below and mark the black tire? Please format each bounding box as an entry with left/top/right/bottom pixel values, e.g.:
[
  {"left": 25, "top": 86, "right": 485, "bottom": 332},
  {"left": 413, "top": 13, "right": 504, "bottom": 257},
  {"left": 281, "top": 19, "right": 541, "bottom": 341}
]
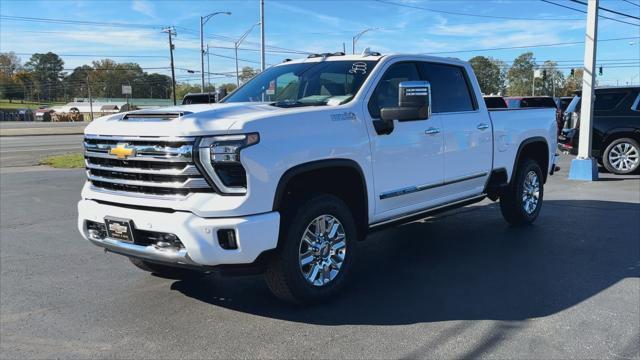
[
  {"left": 602, "top": 138, "right": 640, "bottom": 175},
  {"left": 129, "top": 258, "right": 203, "bottom": 279},
  {"left": 500, "top": 159, "right": 544, "bottom": 226},
  {"left": 265, "top": 194, "right": 357, "bottom": 304}
]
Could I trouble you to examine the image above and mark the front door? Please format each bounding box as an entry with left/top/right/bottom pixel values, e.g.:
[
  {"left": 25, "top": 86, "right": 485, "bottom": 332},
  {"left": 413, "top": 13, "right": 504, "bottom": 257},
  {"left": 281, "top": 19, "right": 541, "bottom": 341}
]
[{"left": 365, "top": 61, "right": 445, "bottom": 221}]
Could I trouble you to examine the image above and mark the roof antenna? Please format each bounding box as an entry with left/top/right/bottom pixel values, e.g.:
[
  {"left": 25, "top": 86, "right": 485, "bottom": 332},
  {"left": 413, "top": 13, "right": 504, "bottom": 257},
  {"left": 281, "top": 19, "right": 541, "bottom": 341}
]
[{"left": 361, "top": 47, "right": 372, "bottom": 57}]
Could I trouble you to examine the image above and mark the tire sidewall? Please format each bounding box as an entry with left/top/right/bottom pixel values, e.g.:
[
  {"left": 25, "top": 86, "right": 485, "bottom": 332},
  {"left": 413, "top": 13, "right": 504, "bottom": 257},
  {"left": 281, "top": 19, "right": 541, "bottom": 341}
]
[
  {"left": 279, "top": 195, "right": 357, "bottom": 303},
  {"left": 514, "top": 160, "right": 544, "bottom": 223},
  {"left": 603, "top": 138, "right": 640, "bottom": 175}
]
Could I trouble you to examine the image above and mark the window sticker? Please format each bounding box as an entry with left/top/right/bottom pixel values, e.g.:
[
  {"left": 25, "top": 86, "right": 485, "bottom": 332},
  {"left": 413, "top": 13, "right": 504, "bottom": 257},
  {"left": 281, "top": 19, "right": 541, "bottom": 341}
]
[
  {"left": 266, "top": 80, "right": 276, "bottom": 95},
  {"left": 349, "top": 62, "right": 368, "bottom": 75}
]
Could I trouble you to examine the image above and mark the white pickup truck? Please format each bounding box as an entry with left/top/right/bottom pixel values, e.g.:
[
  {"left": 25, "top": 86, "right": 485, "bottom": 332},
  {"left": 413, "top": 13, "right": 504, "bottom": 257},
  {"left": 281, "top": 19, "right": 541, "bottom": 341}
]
[{"left": 78, "top": 52, "right": 557, "bottom": 303}]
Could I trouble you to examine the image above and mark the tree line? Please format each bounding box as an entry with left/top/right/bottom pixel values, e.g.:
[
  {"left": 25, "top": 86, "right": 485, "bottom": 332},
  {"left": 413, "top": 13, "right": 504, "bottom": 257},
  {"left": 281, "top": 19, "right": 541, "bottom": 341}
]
[
  {"left": 0, "top": 51, "right": 251, "bottom": 103},
  {"left": 1, "top": 50, "right": 584, "bottom": 104},
  {"left": 469, "top": 52, "right": 584, "bottom": 97}
]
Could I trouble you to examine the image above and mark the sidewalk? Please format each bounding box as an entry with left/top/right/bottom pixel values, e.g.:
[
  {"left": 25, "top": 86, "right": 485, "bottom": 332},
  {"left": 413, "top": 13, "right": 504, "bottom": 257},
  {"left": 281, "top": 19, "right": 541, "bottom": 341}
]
[{"left": 0, "top": 121, "right": 87, "bottom": 137}]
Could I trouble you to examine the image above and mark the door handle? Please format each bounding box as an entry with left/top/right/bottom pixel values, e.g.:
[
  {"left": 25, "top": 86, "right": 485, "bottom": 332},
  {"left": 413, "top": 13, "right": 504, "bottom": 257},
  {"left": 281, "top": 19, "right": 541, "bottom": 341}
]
[
  {"left": 425, "top": 127, "right": 440, "bottom": 135},
  {"left": 477, "top": 123, "right": 490, "bottom": 131}
]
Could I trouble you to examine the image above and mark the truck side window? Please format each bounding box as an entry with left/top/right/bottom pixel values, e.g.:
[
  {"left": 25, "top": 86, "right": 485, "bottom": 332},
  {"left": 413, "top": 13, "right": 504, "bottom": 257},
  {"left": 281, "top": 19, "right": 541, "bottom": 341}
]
[
  {"left": 368, "top": 62, "right": 420, "bottom": 119},
  {"left": 418, "top": 62, "right": 476, "bottom": 113},
  {"left": 594, "top": 92, "right": 626, "bottom": 111}
]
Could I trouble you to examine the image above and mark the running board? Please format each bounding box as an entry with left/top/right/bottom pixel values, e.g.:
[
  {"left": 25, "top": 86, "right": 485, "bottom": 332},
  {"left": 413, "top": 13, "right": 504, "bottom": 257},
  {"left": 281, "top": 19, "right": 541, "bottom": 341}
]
[{"left": 368, "top": 194, "right": 487, "bottom": 231}]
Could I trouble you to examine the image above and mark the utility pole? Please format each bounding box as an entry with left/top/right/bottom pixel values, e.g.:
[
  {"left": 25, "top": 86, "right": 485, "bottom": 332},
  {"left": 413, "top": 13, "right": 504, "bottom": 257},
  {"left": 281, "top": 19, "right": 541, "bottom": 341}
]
[
  {"left": 207, "top": 44, "right": 211, "bottom": 90},
  {"left": 200, "top": 12, "right": 231, "bottom": 92},
  {"left": 569, "top": 0, "right": 599, "bottom": 181},
  {"left": 163, "top": 27, "right": 177, "bottom": 106},
  {"left": 260, "top": 0, "right": 265, "bottom": 72},
  {"left": 86, "top": 75, "right": 94, "bottom": 121}
]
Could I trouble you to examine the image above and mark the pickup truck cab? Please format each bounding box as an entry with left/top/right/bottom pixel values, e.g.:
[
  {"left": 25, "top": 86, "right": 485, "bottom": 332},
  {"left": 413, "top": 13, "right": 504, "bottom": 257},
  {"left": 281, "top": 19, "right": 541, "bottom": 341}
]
[{"left": 78, "top": 52, "right": 557, "bottom": 303}]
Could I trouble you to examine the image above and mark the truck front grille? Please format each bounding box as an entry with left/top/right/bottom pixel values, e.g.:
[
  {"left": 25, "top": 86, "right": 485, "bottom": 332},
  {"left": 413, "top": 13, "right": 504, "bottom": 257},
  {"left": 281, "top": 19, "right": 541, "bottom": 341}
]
[{"left": 84, "top": 135, "right": 213, "bottom": 198}]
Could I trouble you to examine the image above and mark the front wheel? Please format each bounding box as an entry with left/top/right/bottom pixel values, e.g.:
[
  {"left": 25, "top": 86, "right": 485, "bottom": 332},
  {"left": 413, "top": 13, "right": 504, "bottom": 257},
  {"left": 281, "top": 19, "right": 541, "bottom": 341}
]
[
  {"left": 265, "top": 194, "right": 356, "bottom": 303},
  {"left": 603, "top": 138, "right": 640, "bottom": 175},
  {"left": 500, "top": 159, "right": 544, "bottom": 226}
]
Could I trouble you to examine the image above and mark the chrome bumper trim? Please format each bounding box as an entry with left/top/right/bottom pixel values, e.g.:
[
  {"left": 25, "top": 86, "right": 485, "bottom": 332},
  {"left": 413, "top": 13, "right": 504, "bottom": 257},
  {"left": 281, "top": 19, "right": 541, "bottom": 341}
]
[{"left": 89, "top": 237, "right": 199, "bottom": 266}]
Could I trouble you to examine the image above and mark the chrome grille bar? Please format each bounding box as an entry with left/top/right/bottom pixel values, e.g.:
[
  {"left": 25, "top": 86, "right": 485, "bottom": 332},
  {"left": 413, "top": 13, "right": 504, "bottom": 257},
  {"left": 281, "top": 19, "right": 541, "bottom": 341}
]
[
  {"left": 87, "top": 172, "right": 210, "bottom": 189},
  {"left": 85, "top": 160, "right": 200, "bottom": 176},
  {"left": 84, "top": 135, "right": 214, "bottom": 197}
]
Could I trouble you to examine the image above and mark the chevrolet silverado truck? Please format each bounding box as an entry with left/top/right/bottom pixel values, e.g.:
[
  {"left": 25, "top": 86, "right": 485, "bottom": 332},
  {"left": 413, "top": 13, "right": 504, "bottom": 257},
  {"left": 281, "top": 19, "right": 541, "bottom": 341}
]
[{"left": 78, "top": 52, "right": 557, "bottom": 303}]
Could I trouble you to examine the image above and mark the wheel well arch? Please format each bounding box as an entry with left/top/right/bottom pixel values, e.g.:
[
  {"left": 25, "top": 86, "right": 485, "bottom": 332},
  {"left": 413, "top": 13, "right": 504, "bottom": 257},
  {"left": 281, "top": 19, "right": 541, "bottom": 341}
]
[
  {"left": 273, "top": 159, "right": 369, "bottom": 241},
  {"left": 601, "top": 129, "right": 640, "bottom": 155},
  {"left": 513, "top": 137, "right": 549, "bottom": 183}
]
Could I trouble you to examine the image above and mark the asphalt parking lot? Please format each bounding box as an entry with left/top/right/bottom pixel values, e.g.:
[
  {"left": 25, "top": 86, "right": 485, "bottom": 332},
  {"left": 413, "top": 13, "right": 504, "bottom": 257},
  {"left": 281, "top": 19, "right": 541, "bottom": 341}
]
[{"left": 1, "top": 153, "right": 639, "bottom": 359}]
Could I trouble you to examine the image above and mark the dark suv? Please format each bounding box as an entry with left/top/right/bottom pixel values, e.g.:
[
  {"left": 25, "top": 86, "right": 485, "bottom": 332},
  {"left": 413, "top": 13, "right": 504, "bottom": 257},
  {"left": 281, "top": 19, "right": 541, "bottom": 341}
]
[{"left": 559, "top": 86, "right": 640, "bottom": 174}]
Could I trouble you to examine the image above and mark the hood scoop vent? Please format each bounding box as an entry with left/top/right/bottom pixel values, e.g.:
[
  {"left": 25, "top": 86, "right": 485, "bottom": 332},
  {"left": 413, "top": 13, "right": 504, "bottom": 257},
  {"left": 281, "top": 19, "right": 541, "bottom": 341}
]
[{"left": 122, "top": 111, "right": 192, "bottom": 122}]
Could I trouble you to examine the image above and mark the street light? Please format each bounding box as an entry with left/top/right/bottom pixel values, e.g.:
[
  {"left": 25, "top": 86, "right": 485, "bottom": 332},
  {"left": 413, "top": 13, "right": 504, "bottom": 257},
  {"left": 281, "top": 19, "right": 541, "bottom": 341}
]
[
  {"left": 235, "top": 22, "right": 260, "bottom": 87},
  {"left": 352, "top": 27, "right": 380, "bottom": 54},
  {"left": 200, "top": 11, "right": 231, "bottom": 92}
]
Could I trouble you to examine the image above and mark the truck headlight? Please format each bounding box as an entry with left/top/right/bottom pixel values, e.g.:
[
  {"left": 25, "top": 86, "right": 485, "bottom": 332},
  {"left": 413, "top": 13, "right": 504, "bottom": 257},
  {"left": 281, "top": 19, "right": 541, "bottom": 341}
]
[{"left": 197, "top": 133, "right": 259, "bottom": 194}]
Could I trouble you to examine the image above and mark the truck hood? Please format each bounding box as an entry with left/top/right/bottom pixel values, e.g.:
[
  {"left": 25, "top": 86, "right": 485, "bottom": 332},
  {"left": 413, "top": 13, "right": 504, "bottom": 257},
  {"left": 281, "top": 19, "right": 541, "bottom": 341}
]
[{"left": 84, "top": 102, "right": 287, "bottom": 137}]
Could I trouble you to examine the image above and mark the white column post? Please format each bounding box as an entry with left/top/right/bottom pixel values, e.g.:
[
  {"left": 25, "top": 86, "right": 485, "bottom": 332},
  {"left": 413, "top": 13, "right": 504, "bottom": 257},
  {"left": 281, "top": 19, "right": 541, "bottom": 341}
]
[{"left": 569, "top": 0, "right": 599, "bottom": 181}]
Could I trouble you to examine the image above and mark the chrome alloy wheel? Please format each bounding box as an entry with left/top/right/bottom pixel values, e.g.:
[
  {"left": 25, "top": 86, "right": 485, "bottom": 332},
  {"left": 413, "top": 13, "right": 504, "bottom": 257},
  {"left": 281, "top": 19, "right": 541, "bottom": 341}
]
[
  {"left": 522, "top": 171, "right": 540, "bottom": 215},
  {"left": 608, "top": 142, "right": 639, "bottom": 172},
  {"left": 298, "top": 214, "right": 346, "bottom": 287}
]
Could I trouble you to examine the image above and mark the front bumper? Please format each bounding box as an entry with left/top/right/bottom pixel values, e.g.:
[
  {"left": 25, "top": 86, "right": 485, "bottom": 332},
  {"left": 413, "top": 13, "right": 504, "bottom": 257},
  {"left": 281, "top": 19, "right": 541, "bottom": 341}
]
[{"left": 77, "top": 199, "right": 280, "bottom": 267}]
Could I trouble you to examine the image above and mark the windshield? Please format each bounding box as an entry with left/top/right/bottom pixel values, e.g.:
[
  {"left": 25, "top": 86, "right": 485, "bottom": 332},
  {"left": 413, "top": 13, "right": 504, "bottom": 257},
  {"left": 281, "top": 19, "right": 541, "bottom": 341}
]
[{"left": 223, "top": 60, "right": 378, "bottom": 107}]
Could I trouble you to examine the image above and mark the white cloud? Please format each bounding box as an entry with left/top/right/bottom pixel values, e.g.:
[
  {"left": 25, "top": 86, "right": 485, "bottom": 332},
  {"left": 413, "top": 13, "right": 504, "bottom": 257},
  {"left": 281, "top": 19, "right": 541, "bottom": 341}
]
[{"left": 131, "top": 0, "right": 156, "bottom": 18}]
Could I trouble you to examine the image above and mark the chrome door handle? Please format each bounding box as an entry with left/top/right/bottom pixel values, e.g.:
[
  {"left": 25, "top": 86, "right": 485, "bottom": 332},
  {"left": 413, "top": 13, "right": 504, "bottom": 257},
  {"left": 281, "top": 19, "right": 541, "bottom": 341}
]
[
  {"left": 425, "top": 127, "right": 440, "bottom": 135},
  {"left": 477, "top": 123, "right": 490, "bottom": 131}
]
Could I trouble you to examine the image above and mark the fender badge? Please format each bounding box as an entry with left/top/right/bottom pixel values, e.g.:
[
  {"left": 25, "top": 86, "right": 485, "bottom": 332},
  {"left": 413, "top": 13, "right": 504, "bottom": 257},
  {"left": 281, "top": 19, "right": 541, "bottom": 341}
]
[{"left": 330, "top": 112, "right": 357, "bottom": 121}]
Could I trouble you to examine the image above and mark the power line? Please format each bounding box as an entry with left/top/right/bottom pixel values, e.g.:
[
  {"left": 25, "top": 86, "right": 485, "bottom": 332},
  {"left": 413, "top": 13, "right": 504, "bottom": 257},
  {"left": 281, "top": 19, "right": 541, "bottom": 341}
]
[
  {"left": 0, "top": 15, "right": 167, "bottom": 29},
  {"left": 375, "top": 0, "right": 583, "bottom": 21},
  {"left": 12, "top": 52, "right": 168, "bottom": 59},
  {"left": 423, "top": 36, "right": 640, "bottom": 54},
  {"left": 569, "top": 0, "right": 640, "bottom": 20},
  {"left": 540, "top": 0, "right": 640, "bottom": 26},
  {"left": 623, "top": 0, "right": 640, "bottom": 8}
]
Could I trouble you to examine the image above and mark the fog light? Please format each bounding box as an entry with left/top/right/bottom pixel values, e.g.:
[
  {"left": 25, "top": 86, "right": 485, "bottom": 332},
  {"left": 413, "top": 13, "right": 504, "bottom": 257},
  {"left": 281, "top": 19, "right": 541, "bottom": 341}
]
[
  {"left": 86, "top": 221, "right": 107, "bottom": 240},
  {"left": 217, "top": 229, "right": 238, "bottom": 250}
]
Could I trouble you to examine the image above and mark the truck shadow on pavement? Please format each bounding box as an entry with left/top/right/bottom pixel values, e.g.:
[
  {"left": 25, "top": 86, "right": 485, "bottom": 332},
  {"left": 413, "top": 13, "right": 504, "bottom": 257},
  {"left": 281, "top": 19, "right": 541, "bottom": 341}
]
[{"left": 172, "top": 200, "right": 640, "bottom": 325}]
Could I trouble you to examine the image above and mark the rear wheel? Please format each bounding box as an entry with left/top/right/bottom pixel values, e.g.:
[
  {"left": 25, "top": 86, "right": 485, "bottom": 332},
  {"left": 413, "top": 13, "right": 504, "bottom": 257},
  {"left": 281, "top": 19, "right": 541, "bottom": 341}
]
[
  {"left": 265, "top": 194, "right": 356, "bottom": 303},
  {"left": 603, "top": 138, "right": 640, "bottom": 175},
  {"left": 129, "top": 258, "right": 203, "bottom": 279},
  {"left": 500, "top": 159, "right": 544, "bottom": 226}
]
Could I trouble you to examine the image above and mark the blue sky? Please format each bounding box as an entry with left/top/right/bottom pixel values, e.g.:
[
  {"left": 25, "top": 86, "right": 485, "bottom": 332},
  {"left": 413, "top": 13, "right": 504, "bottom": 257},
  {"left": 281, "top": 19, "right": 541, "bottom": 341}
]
[{"left": 1, "top": 0, "right": 639, "bottom": 86}]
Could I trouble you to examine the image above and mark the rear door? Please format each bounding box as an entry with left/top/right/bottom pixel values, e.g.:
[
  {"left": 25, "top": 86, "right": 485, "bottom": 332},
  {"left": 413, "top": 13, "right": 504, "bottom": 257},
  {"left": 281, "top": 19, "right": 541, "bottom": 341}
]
[{"left": 417, "top": 62, "right": 492, "bottom": 196}]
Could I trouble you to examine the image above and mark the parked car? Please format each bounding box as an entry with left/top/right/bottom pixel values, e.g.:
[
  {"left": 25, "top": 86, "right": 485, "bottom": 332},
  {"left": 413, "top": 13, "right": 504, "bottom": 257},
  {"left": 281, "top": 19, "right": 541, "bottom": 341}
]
[
  {"left": 182, "top": 89, "right": 228, "bottom": 105},
  {"left": 484, "top": 96, "right": 508, "bottom": 109},
  {"left": 78, "top": 53, "right": 557, "bottom": 303},
  {"left": 506, "top": 96, "right": 563, "bottom": 135},
  {"left": 559, "top": 86, "right": 640, "bottom": 174}
]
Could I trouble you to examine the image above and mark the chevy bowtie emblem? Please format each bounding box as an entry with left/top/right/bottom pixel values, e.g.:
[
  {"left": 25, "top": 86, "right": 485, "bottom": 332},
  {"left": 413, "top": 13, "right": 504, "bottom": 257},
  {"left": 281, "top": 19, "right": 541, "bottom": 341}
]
[{"left": 109, "top": 143, "right": 136, "bottom": 159}]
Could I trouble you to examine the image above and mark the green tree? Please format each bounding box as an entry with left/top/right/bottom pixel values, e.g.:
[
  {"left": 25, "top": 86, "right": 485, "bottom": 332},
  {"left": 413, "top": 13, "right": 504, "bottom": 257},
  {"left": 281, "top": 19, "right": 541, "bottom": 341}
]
[
  {"left": 506, "top": 52, "right": 536, "bottom": 96},
  {"left": 239, "top": 66, "right": 258, "bottom": 83},
  {"left": 469, "top": 56, "right": 506, "bottom": 95},
  {"left": 24, "top": 52, "right": 65, "bottom": 101},
  {"left": 64, "top": 65, "right": 94, "bottom": 100},
  {"left": 0, "top": 52, "right": 23, "bottom": 101},
  {"left": 538, "top": 61, "right": 565, "bottom": 97},
  {"left": 563, "top": 68, "right": 583, "bottom": 96}
]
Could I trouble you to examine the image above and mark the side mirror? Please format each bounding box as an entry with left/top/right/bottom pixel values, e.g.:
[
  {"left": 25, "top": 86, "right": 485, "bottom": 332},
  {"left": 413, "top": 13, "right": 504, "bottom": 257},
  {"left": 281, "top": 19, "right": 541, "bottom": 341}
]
[{"left": 380, "top": 81, "right": 431, "bottom": 122}]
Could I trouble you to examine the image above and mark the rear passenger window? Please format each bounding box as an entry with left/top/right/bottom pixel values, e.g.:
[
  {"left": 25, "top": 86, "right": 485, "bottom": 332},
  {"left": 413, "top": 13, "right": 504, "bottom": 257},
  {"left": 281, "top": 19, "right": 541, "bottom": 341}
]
[
  {"left": 594, "top": 92, "right": 626, "bottom": 111},
  {"left": 417, "top": 62, "right": 475, "bottom": 113}
]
